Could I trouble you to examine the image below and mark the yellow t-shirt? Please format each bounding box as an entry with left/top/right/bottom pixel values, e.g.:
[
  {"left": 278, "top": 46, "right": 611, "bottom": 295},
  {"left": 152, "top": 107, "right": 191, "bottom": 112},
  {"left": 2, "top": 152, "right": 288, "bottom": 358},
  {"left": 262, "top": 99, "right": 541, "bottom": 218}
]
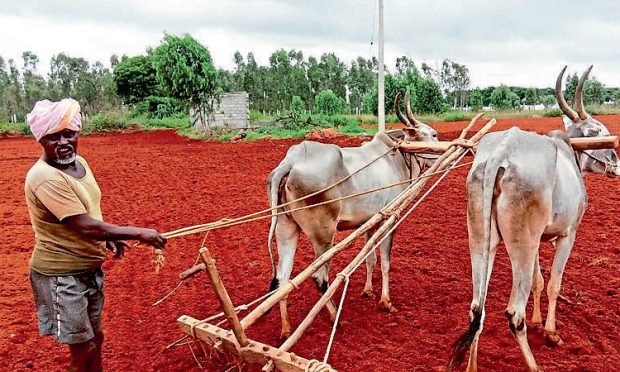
[{"left": 25, "top": 156, "right": 106, "bottom": 275}]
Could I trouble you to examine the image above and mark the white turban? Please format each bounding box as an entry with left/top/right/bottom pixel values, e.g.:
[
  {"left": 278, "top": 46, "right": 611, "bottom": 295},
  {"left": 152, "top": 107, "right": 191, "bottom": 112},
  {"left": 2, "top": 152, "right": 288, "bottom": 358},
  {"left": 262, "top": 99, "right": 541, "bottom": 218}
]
[{"left": 26, "top": 99, "right": 82, "bottom": 141}]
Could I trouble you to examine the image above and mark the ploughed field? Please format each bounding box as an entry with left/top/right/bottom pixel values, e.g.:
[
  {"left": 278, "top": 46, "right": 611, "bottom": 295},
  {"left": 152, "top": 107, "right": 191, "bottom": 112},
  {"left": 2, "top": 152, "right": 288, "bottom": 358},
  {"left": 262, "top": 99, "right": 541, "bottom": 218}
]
[{"left": 1, "top": 116, "right": 619, "bottom": 371}]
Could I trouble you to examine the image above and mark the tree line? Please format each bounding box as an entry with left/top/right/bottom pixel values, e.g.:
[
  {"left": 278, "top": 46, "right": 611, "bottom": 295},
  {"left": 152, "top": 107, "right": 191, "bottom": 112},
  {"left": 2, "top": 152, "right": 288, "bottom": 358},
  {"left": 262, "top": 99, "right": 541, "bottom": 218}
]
[{"left": 1, "top": 33, "right": 619, "bottom": 123}]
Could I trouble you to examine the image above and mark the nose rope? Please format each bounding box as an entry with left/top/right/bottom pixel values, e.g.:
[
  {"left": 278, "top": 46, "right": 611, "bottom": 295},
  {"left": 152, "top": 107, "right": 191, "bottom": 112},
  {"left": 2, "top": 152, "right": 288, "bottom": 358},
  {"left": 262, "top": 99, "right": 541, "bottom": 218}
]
[{"left": 581, "top": 150, "right": 618, "bottom": 175}]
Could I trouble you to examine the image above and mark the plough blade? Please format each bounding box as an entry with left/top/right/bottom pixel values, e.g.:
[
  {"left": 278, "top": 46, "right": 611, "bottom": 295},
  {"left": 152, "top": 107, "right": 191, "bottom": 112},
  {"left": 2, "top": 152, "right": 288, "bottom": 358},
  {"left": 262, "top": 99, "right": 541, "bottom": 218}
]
[{"left": 178, "top": 315, "right": 336, "bottom": 372}]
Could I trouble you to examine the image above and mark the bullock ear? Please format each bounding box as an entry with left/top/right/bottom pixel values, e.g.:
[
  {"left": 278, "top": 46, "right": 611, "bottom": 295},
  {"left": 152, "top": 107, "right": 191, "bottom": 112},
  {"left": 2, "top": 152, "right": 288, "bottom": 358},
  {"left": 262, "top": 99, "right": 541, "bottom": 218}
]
[
  {"left": 402, "top": 127, "right": 421, "bottom": 140},
  {"left": 562, "top": 115, "right": 574, "bottom": 130}
]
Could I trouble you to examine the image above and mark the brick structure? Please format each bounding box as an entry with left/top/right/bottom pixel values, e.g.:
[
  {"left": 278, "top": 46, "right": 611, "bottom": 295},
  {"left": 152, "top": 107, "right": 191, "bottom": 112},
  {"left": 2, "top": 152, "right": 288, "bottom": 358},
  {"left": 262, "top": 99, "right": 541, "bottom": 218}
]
[{"left": 191, "top": 92, "right": 249, "bottom": 131}]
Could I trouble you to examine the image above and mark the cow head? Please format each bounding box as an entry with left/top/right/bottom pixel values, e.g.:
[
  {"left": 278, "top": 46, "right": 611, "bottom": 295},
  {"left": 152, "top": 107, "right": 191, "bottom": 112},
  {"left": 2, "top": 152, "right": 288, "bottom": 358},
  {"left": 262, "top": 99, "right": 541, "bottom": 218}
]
[
  {"left": 394, "top": 87, "right": 438, "bottom": 143},
  {"left": 392, "top": 88, "right": 439, "bottom": 171},
  {"left": 556, "top": 65, "right": 620, "bottom": 176}
]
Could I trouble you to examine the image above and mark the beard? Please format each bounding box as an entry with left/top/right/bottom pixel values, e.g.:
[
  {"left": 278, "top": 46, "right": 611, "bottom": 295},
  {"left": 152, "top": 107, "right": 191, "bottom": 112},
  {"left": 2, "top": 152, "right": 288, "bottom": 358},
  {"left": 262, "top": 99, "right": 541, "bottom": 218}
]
[{"left": 53, "top": 145, "right": 77, "bottom": 165}]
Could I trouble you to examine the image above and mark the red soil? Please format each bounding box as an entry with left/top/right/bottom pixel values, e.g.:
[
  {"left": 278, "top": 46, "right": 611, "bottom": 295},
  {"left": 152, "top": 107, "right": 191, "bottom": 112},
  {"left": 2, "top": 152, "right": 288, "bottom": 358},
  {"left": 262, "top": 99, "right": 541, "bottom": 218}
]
[{"left": 1, "top": 115, "right": 619, "bottom": 371}]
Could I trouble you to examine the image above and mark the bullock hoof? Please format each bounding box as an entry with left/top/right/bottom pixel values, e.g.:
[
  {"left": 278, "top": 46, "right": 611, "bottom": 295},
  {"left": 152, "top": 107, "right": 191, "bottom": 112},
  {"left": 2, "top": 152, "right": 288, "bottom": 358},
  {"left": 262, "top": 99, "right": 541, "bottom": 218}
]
[
  {"left": 379, "top": 300, "right": 398, "bottom": 313},
  {"left": 361, "top": 290, "right": 376, "bottom": 300},
  {"left": 544, "top": 330, "right": 564, "bottom": 347},
  {"left": 531, "top": 321, "right": 543, "bottom": 330}
]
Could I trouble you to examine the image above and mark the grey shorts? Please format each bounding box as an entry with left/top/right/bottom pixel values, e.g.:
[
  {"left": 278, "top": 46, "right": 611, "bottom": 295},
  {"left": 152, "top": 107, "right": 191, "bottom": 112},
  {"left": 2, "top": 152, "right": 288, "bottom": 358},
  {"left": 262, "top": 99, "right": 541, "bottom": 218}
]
[{"left": 29, "top": 268, "right": 105, "bottom": 344}]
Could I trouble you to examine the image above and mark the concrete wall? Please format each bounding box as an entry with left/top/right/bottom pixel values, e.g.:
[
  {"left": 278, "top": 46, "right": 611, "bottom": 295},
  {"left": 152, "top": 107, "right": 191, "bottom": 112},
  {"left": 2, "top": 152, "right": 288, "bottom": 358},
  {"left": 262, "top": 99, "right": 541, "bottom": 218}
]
[{"left": 191, "top": 92, "right": 249, "bottom": 131}]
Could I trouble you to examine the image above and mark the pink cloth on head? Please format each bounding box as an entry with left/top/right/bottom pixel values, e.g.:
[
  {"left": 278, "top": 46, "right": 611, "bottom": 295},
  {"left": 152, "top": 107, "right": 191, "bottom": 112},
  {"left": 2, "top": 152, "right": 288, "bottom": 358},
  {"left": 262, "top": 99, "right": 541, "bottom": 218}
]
[{"left": 26, "top": 99, "right": 82, "bottom": 141}]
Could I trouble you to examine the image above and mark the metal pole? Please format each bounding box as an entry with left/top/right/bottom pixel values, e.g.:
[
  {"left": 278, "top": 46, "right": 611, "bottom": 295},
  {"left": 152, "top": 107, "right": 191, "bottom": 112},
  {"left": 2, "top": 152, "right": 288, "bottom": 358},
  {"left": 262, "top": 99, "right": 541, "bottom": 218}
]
[{"left": 377, "top": 0, "right": 385, "bottom": 133}]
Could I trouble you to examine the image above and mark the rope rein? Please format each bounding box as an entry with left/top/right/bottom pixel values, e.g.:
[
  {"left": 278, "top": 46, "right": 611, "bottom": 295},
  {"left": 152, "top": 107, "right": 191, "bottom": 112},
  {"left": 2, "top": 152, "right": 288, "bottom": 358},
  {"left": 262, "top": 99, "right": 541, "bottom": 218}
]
[
  {"left": 580, "top": 149, "right": 618, "bottom": 175},
  {"left": 162, "top": 142, "right": 401, "bottom": 239},
  {"left": 162, "top": 154, "right": 474, "bottom": 239},
  {"left": 319, "top": 149, "right": 472, "bottom": 365}
]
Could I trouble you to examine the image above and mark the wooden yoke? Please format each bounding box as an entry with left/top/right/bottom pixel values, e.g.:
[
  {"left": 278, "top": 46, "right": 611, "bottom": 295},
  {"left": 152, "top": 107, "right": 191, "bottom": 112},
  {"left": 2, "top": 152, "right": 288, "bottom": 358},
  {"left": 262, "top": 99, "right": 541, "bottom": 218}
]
[{"left": 399, "top": 135, "right": 620, "bottom": 154}]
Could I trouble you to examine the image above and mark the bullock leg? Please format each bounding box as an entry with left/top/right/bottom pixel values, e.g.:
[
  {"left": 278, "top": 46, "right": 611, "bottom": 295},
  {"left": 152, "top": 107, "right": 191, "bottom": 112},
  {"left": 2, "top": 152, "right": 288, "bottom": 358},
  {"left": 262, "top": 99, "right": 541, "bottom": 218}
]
[
  {"left": 465, "top": 221, "right": 500, "bottom": 372},
  {"left": 504, "top": 240, "right": 540, "bottom": 372},
  {"left": 531, "top": 252, "right": 544, "bottom": 327},
  {"left": 378, "top": 232, "right": 397, "bottom": 312},
  {"left": 307, "top": 231, "right": 338, "bottom": 322},
  {"left": 274, "top": 214, "right": 300, "bottom": 340},
  {"left": 544, "top": 232, "right": 576, "bottom": 346},
  {"left": 362, "top": 229, "right": 378, "bottom": 300}
]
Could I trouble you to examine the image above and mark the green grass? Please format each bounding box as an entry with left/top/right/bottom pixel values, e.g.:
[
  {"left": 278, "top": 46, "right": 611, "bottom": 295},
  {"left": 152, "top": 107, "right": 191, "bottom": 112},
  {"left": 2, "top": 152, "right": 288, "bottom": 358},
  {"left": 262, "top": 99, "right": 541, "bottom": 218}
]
[{"left": 0, "top": 122, "right": 30, "bottom": 136}]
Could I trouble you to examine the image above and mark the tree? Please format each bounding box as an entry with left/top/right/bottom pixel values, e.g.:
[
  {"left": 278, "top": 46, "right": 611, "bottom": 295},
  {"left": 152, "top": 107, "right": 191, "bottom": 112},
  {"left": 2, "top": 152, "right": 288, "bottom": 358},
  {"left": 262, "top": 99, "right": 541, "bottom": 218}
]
[
  {"left": 564, "top": 72, "right": 579, "bottom": 105},
  {"left": 415, "top": 77, "right": 444, "bottom": 114},
  {"left": 451, "top": 62, "right": 471, "bottom": 108},
  {"left": 468, "top": 89, "right": 483, "bottom": 111},
  {"left": 542, "top": 94, "right": 556, "bottom": 108},
  {"left": 307, "top": 53, "right": 347, "bottom": 99},
  {"left": 315, "top": 89, "right": 346, "bottom": 115},
  {"left": 5, "top": 59, "right": 24, "bottom": 119},
  {"left": 49, "top": 53, "right": 89, "bottom": 98},
  {"left": 490, "top": 85, "right": 520, "bottom": 110},
  {"left": 584, "top": 78, "right": 605, "bottom": 105},
  {"left": 420, "top": 62, "right": 433, "bottom": 79},
  {"left": 347, "top": 56, "right": 376, "bottom": 114},
  {"left": 523, "top": 88, "right": 539, "bottom": 106},
  {"left": 22, "top": 51, "right": 47, "bottom": 111},
  {"left": 113, "top": 55, "right": 160, "bottom": 104},
  {"left": 0, "top": 56, "right": 10, "bottom": 120},
  {"left": 151, "top": 33, "right": 219, "bottom": 130}
]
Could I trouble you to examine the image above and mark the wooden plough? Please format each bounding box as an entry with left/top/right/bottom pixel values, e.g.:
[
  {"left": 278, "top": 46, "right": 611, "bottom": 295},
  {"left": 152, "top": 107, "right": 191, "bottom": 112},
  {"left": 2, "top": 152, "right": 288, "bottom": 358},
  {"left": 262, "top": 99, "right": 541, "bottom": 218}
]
[{"left": 170, "top": 119, "right": 619, "bottom": 371}]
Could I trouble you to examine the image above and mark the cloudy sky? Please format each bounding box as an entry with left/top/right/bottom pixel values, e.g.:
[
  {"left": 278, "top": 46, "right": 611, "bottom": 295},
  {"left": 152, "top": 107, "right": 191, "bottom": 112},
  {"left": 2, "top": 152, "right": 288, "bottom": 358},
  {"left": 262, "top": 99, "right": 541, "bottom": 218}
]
[{"left": 1, "top": 0, "right": 619, "bottom": 88}]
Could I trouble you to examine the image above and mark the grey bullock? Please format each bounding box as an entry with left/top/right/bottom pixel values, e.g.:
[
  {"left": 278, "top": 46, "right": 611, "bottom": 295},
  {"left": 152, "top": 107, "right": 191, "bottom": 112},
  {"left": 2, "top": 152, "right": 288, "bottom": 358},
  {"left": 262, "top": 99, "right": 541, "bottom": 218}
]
[
  {"left": 450, "top": 66, "right": 620, "bottom": 372},
  {"left": 266, "top": 92, "right": 438, "bottom": 339}
]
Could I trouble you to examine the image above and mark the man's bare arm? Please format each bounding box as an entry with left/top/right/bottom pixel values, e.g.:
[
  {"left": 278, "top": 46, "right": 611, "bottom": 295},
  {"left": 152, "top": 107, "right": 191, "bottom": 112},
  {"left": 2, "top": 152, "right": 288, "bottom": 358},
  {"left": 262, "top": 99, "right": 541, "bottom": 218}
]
[{"left": 64, "top": 213, "right": 166, "bottom": 250}]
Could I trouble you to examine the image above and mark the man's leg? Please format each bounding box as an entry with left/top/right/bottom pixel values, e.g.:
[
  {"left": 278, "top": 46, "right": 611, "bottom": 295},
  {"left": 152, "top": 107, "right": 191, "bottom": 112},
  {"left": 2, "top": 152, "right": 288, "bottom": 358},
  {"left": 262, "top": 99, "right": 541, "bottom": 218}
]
[
  {"left": 68, "top": 339, "right": 98, "bottom": 372},
  {"left": 86, "top": 269, "right": 105, "bottom": 372}
]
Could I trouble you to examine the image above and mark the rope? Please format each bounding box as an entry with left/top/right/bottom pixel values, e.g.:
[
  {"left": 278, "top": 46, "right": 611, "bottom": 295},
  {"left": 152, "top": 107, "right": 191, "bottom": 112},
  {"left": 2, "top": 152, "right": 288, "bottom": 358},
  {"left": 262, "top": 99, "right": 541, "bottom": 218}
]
[
  {"left": 153, "top": 233, "right": 209, "bottom": 306},
  {"left": 323, "top": 273, "right": 350, "bottom": 364},
  {"left": 354, "top": 150, "right": 472, "bottom": 273},
  {"left": 317, "top": 150, "right": 470, "bottom": 364},
  {"left": 162, "top": 159, "right": 474, "bottom": 239},
  {"left": 163, "top": 143, "right": 400, "bottom": 239},
  {"left": 581, "top": 149, "right": 618, "bottom": 175},
  {"left": 184, "top": 288, "right": 278, "bottom": 339},
  {"left": 305, "top": 359, "right": 332, "bottom": 372},
  {"left": 188, "top": 342, "right": 205, "bottom": 369}
]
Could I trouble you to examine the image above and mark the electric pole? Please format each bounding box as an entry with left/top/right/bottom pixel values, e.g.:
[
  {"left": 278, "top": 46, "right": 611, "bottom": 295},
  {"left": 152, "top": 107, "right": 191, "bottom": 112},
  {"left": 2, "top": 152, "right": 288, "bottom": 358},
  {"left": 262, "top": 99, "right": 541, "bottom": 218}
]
[{"left": 377, "top": 0, "right": 385, "bottom": 132}]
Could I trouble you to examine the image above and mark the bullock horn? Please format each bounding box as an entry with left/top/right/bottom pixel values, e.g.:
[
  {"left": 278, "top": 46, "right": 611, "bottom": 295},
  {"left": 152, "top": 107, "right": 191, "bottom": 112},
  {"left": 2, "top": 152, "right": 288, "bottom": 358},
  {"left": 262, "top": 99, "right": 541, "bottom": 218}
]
[
  {"left": 555, "top": 66, "right": 578, "bottom": 122},
  {"left": 394, "top": 92, "right": 410, "bottom": 126},
  {"left": 404, "top": 87, "right": 418, "bottom": 127},
  {"left": 575, "top": 65, "right": 593, "bottom": 121}
]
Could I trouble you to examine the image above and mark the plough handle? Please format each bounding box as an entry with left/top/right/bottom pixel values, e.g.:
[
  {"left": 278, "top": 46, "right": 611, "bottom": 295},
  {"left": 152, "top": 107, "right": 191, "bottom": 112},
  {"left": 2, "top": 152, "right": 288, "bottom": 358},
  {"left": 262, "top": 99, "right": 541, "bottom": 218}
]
[{"left": 179, "top": 263, "right": 206, "bottom": 280}]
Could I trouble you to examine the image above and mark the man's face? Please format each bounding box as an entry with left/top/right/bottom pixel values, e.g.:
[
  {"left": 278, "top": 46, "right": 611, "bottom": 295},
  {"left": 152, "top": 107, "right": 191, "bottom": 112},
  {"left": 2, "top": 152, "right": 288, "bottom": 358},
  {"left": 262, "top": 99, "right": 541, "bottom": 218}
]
[{"left": 39, "top": 129, "right": 79, "bottom": 165}]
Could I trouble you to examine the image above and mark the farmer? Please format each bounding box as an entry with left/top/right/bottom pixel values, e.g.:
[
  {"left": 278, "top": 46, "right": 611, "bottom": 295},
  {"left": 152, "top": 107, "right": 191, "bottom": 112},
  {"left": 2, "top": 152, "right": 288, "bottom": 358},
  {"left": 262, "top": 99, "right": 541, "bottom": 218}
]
[{"left": 24, "top": 98, "right": 167, "bottom": 372}]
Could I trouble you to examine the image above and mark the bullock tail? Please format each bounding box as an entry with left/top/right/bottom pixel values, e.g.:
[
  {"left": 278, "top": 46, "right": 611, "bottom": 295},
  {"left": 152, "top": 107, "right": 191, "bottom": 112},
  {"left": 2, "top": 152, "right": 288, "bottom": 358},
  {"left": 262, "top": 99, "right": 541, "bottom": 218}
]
[
  {"left": 266, "top": 161, "right": 292, "bottom": 291},
  {"left": 449, "top": 159, "right": 504, "bottom": 370}
]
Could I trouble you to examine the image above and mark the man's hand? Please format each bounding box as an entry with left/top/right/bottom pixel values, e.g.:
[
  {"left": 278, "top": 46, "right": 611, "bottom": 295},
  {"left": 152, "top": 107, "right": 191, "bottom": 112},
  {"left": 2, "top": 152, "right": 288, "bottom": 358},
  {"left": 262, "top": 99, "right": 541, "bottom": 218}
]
[
  {"left": 137, "top": 228, "right": 167, "bottom": 250},
  {"left": 106, "top": 240, "right": 129, "bottom": 259}
]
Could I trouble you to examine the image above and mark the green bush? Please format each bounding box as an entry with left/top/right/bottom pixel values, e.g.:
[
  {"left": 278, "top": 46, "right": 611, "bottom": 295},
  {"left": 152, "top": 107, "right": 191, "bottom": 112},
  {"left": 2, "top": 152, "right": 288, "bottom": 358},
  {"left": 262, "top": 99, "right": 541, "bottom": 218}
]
[
  {"left": 249, "top": 110, "right": 274, "bottom": 122},
  {"left": 132, "top": 96, "right": 185, "bottom": 119},
  {"left": 543, "top": 108, "right": 563, "bottom": 117},
  {"left": 0, "top": 122, "right": 30, "bottom": 136},
  {"left": 442, "top": 111, "right": 471, "bottom": 122},
  {"left": 315, "top": 90, "right": 347, "bottom": 115},
  {"left": 83, "top": 112, "right": 128, "bottom": 132}
]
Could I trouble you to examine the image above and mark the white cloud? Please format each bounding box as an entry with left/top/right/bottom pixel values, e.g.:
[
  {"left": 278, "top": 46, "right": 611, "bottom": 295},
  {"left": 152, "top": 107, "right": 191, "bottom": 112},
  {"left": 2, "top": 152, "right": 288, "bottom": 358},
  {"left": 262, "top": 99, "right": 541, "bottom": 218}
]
[{"left": 0, "top": 0, "right": 618, "bottom": 87}]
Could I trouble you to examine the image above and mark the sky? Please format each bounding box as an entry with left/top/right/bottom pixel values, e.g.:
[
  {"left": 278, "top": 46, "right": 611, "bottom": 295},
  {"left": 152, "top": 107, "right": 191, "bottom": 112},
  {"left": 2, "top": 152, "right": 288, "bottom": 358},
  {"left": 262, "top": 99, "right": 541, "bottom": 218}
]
[{"left": 1, "top": 0, "right": 619, "bottom": 88}]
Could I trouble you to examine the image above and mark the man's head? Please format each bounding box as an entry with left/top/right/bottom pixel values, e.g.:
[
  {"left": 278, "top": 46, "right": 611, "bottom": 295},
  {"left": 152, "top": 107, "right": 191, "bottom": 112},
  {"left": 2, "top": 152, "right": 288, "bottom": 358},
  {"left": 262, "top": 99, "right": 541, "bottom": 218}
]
[
  {"left": 26, "top": 99, "right": 82, "bottom": 165},
  {"left": 39, "top": 129, "right": 80, "bottom": 165}
]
